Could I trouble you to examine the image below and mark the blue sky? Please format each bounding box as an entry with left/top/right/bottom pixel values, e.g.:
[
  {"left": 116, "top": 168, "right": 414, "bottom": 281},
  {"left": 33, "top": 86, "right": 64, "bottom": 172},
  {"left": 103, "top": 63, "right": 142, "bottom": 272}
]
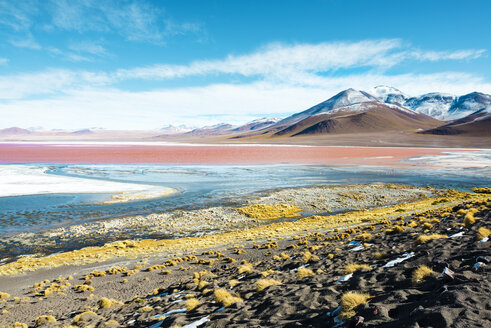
[{"left": 0, "top": 0, "right": 490, "bottom": 129}]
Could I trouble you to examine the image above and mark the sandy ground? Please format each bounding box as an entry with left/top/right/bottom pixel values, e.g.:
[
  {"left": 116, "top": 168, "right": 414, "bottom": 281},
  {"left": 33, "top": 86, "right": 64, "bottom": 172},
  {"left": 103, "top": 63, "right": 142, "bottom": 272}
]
[{"left": 0, "top": 188, "right": 489, "bottom": 327}]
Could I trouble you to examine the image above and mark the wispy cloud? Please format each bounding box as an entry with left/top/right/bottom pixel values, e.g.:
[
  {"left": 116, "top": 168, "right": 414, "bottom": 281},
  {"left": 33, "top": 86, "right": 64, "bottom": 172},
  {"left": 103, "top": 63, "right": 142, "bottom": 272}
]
[
  {"left": 0, "top": 57, "right": 8, "bottom": 65},
  {"left": 68, "top": 41, "right": 110, "bottom": 57},
  {"left": 0, "top": 0, "right": 36, "bottom": 31},
  {"left": 113, "top": 40, "right": 486, "bottom": 85},
  {"left": 0, "top": 39, "right": 488, "bottom": 129},
  {"left": 48, "top": 0, "right": 201, "bottom": 43}
]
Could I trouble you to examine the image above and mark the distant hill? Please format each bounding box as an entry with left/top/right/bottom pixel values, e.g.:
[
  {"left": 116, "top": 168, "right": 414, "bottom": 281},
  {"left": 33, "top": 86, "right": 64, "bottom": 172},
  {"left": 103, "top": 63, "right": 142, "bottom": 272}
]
[
  {"left": 232, "top": 118, "right": 281, "bottom": 132},
  {"left": 0, "top": 127, "right": 32, "bottom": 135},
  {"left": 230, "top": 89, "right": 442, "bottom": 139},
  {"left": 421, "top": 107, "right": 491, "bottom": 137},
  {"left": 184, "top": 123, "right": 235, "bottom": 136},
  {"left": 370, "top": 86, "right": 491, "bottom": 120}
]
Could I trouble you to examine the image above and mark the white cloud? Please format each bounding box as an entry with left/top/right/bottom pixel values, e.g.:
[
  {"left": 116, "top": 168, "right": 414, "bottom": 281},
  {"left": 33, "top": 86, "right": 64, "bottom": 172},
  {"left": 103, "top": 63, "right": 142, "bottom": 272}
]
[
  {"left": 48, "top": 0, "right": 201, "bottom": 43},
  {"left": 113, "top": 40, "right": 486, "bottom": 86},
  {"left": 0, "top": 39, "right": 489, "bottom": 129},
  {"left": 2, "top": 72, "right": 491, "bottom": 130},
  {"left": 68, "top": 41, "right": 109, "bottom": 57},
  {"left": 0, "top": 57, "right": 8, "bottom": 65}
]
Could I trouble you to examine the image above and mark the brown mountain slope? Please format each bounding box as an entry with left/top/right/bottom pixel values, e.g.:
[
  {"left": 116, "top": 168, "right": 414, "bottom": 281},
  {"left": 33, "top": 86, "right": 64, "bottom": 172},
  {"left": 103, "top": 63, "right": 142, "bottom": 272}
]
[
  {"left": 272, "top": 102, "right": 442, "bottom": 137},
  {"left": 421, "top": 107, "right": 491, "bottom": 137}
]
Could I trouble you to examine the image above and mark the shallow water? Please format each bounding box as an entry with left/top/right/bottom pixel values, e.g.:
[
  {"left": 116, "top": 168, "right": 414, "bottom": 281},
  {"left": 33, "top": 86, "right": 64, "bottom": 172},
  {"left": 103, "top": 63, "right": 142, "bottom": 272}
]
[{"left": 0, "top": 163, "right": 490, "bottom": 238}]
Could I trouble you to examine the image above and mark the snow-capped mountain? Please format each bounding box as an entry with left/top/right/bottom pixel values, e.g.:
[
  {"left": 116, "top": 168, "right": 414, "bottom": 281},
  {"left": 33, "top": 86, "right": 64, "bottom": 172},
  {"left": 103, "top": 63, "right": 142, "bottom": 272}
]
[
  {"left": 365, "top": 88, "right": 491, "bottom": 121},
  {"left": 276, "top": 88, "right": 379, "bottom": 127},
  {"left": 422, "top": 106, "right": 491, "bottom": 136},
  {"left": 403, "top": 93, "right": 455, "bottom": 120},
  {"left": 447, "top": 92, "right": 491, "bottom": 120},
  {"left": 232, "top": 117, "right": 281, "bottom": 132},
  {"left": 160, "top": 125, "right": 193, "bottom": 134},
  {"left": 369, "top": 86, "right": 407, "bottom": 105},
  {"left": 185, "top": 123, "right": 236, "bottom": 135}
]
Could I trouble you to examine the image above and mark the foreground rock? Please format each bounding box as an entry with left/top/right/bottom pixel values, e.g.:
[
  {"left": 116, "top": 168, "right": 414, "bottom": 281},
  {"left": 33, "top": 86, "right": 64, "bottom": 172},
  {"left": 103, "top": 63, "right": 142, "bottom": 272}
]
[{"left": 0, "top": 189, "right": 489, "bottom": 327}]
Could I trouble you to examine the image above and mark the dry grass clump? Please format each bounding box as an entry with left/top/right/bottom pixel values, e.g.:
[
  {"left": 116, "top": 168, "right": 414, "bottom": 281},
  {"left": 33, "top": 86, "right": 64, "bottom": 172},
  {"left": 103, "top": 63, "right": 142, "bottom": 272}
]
[
  {"left": 341, "top": 291, "right": 371, "bottom": 318},
  {"left": 477, "top": 227, "right": 490, "bottom": 240},
  {"left": 139, "top": 306, "right": 153, "bottom": 313},
  {"left": 407, "top": 221, "right": 418, "bottom": 228},
  {"left": 237, "top": 203, "right": 302, "bottom": 220},
  {"left": 412, "top": 265, "right": 434, "bottom": 284},
  {"left": 185, "top": 298, "right": 200, "bottom": 311},
  {"left": 356, "top": 232, "right": 372, "bottom": 241},
  {"left": 0, "top": 292, "right": 10, "bottom": 299},
  {"left": 256, "top": 279, "right": 282, "bottom": 292},
  {"left": 237, "top": 262, "right": 254, "bottom": 274},
  {"left": 344, "top": 263, "right": 371, "bottom": 274},
  {"left": 302, "top": 251, "right": 320, "bottom": 263},
  {"left": 471, "top": 187, "right": 491, "bottom": 194},
  {"left": 73, "top": 311, "right": 99, "bottom": 323},
  {"left": 229, "top": 279, "right": 240, "bottom": 288},
  {"left": 90, "top": 270, "right": 106, "bottom": 277},
  {"left": 260, "top": 269, "right": 277, "bottom": 277},
  {"left": 10, "top": 323, "right": 28, "bottom": 328},
  {"left": 416, "top": 234, "right": 448, "bottom": 244},
  {"left": 422, "top": 222, "right": 433, "bottom": 230},
  {"left": 101, "top": 319, "right": 120, "bottom": 327},
  {"left": 464, "top": 212, "right": 476, "bottom": 226},
  {"left": 73, "top": 285, "right": 95, "bottom": 293},
  {"left": 98, "top": 297, "right": 123, "bottom": 308},
  {"left": 34, "top": 315, "right": 56, "bottom": 326},
  {"left": 386, "top": 225, "right": 405, "bottom": 234},
  {"left": 297, "top": 267, "right": 315, "bottom": 279},
  {"left": 214, "top": 288, "right": 242, "bottom": 307}
]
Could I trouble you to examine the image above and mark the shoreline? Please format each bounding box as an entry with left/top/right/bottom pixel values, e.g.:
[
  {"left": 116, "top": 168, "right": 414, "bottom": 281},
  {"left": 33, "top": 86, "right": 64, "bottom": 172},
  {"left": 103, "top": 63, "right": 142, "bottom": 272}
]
[{"left": 0, "top": 186, "right": 488, "bottom": 327}]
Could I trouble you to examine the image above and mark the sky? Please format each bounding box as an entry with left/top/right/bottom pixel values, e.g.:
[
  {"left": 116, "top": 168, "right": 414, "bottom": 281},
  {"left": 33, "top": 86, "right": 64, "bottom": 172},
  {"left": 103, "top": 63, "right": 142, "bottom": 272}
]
[{"left": 0, "top": 0, "right": 490, "bottom": 130}]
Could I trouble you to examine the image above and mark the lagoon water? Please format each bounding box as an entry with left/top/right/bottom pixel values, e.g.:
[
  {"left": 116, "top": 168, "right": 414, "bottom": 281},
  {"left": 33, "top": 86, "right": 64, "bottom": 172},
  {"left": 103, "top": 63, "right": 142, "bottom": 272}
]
[{"left": 1, "top": 162, "right": 490, "bottom": 238}]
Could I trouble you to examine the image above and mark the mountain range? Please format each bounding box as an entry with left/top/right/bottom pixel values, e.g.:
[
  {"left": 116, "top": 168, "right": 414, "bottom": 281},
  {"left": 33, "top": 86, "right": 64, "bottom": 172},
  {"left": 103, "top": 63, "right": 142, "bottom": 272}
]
[{"left": 1, "top": 86, "right": 490, "bottom": 143}]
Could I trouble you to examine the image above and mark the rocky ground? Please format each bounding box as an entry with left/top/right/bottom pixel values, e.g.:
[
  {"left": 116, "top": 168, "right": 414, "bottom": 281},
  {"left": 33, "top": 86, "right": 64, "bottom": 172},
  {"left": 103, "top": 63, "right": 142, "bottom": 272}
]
[
  {"left": 0, "top": 183, "right": 431, "bottom": 261},
  {"left": 0, "top": 189, "right": 489, "bottom": 328}
]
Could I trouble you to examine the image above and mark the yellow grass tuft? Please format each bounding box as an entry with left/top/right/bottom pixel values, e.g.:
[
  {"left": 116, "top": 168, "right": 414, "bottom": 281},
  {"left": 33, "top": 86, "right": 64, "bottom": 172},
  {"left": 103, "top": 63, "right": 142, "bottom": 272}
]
[
  {"left": 407, "top": 221, "right": 418, "bottom": 228},
  {"left": 422, "top": 223, "right": 433, "bottom": 230},
  {"left": 73, "top": 311, "right": 98, "bottom": 323},
  {"left": 73, "top": 285, "right": 94, "bottom": 293},
  {"left": 256, "top": 279, "right": 282, "bottom": 292},
  {"left": 237, "top": 203, "right": 302, "bottom": 220},
  {"left": 344, "top": 263, "right": 371, "bottom": 274},
  {"left": 356, "top": 232, "right": 372, "bottom": 241},
  {"left": 477, "top": 227, "right": 490, "bottom": 240},
  {"left": 185, "top": 298, "right": 200, "bottom": 311},
  {"left": 102, "top": 319, "right": 120, "bottom": 327},
  {"left": 0, "top": 292, "right": 10, "bottom": 299},
  {"left": 341, "top": 291, "right": 371, "bottom": 318},
  {"left": 34, "top": 315, "right": 56, "bottom": 326},
  {"left": 297, "top": 267, "right": 315, "bottom": 279},
  {"left": 197, "top": 280, "right": 209, "bottom": 290},
  {"left": 464, "top": 212, "right": 476, "bottom": 226},
  {"left": 11, "top": 323, "right": 28, "bottom": 328},
  {"left": 229, "top": 279, "right": 240, "bottom": 287},
  {"left": 412, "top": 265, "right": 434, "bottom": 284},
  {"left": 302, "top": 250, "right": 320, "bottom": 263},
  {"left": 139, "top": 306, "right": 153, "bottom": 313},
  {"left": 386, "top": 225, "right": 405, "bottom": 234},
  {"left": 214, "top": 288, "right": 242, "bottom": 307},
  {"left": 416, "top": 234, "right": 448, "bottom": 244},
  {"left": 237, "top": 262, "right": 254, "bottom": 274},
  {"left": 97, "top": 297, "right": 123, "bottom": 308},
  {"left": 260, "top": 269, "right": 277, "bottom": 277},
  {"left": 374, "top": 252, "right": 385, "bottom": 260}
]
